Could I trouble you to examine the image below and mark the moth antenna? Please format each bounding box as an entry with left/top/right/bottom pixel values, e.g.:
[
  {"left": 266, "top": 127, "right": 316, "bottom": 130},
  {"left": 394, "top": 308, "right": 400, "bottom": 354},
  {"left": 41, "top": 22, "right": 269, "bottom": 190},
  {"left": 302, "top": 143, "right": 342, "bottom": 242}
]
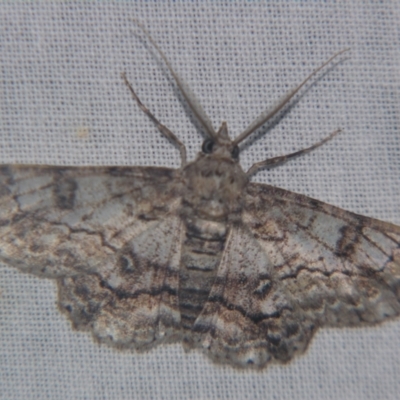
[
  {"left": 132, "top": 19, "right": 217, "bottom": 140},
  {"left": 233, "top": 48, "right": 350, "bottom": 145}
]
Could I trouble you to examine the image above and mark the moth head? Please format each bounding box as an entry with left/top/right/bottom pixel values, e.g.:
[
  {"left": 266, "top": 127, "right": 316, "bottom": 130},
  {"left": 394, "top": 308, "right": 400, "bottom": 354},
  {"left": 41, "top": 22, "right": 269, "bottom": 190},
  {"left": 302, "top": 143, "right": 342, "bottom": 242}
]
[{"left": 201, "top": 122, "right": 240, "bottom": 161}]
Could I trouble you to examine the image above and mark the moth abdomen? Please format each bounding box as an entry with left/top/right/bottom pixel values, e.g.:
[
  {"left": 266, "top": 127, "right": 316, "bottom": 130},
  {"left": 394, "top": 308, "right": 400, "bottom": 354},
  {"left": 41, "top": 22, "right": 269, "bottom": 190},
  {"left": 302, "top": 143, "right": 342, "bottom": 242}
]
[{"left": 179, "top": 218, "right": 228, "bottom": 331}]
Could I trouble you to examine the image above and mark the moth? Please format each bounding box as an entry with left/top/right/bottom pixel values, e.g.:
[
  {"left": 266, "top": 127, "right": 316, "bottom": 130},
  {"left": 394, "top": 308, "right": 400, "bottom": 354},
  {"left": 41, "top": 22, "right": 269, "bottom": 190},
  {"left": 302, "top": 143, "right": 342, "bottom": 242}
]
[{"left": 1, "top": 23, "right": 399, "bottom": 369}]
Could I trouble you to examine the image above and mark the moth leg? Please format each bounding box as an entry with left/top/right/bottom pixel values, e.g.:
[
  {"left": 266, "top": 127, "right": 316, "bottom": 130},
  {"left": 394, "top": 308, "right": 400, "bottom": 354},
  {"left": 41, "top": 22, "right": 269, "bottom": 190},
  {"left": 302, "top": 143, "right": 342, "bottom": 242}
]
[
  {"left": 122, "top": 72, "right": 187, "bottom": 167},
  {"left": 246, "top": 128, "right": 341, "bottom": 176}
]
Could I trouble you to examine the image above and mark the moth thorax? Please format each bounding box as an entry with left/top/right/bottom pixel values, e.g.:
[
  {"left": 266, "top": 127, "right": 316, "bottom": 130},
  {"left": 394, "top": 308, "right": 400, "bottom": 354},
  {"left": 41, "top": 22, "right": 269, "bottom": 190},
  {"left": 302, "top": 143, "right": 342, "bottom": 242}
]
[{"left": 182, "top": 154, "right": 248, "bottom": 221}]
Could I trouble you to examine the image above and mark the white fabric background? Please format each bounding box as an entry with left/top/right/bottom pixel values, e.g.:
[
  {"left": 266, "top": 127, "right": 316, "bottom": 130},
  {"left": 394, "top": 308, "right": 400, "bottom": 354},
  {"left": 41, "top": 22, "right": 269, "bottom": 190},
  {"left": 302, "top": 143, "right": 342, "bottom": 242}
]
[{"left": 1, "top": 2, "right": 399, "bottom": 399}]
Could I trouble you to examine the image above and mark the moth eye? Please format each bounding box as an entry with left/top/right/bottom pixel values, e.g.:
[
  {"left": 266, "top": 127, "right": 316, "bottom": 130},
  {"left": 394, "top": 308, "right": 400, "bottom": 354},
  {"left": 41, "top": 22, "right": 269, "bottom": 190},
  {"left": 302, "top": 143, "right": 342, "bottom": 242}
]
[
  {"left": 202, "top": 139, "right": 214, "bottom": 154},
  {"left": 231, "top": 145, "right": 239, "bottom": 159}
]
